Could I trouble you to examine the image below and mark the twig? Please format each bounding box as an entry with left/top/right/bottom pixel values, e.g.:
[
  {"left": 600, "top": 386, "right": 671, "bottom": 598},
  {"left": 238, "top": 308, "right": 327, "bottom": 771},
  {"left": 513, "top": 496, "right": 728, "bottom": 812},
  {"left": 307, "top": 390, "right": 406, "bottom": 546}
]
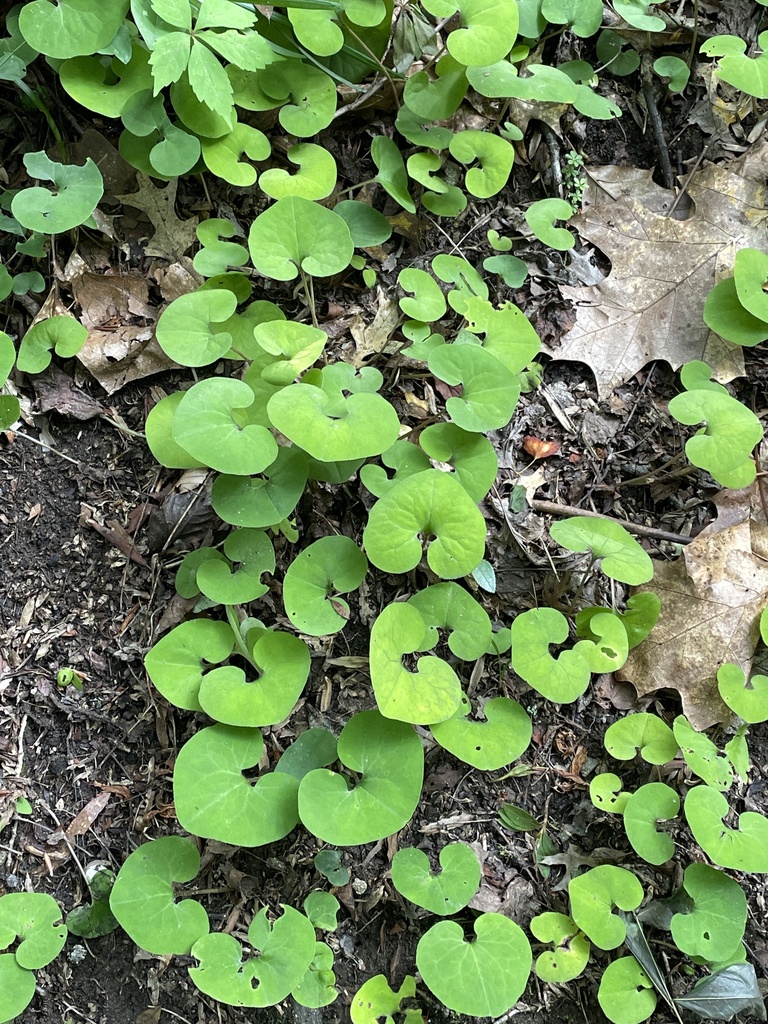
[
  {"left": 530, "top": 499, "right": 692, "bottom": 545},
  {"left": 10, "top": 429, "right": 82, "bottom": 466},
  {"left": 665, "top": 140, "right": 713, "bottom": 219},
  {"left": 641, "top": 54, "right": 675, "bottom": 191}
]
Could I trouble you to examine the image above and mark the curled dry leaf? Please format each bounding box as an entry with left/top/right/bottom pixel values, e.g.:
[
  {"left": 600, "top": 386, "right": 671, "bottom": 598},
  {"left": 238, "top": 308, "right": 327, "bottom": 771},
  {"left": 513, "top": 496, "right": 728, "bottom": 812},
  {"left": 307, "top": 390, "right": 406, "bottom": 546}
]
[{"left": 523, "top": 436, "right": 560, "bottom": 459}]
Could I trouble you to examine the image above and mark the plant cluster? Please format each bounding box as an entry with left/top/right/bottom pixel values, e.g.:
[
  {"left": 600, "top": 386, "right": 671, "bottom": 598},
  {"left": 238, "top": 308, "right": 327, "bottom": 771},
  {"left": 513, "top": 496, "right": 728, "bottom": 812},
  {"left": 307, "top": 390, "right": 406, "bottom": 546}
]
[{"left": 1, "top": 0, "right": 768, "bottom": 1022}]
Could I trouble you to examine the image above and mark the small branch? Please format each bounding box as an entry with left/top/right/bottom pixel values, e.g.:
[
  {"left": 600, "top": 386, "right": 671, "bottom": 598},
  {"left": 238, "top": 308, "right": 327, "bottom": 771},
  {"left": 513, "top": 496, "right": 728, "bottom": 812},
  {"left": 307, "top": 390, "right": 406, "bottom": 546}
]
[
  {"left": 530, "top": 499, "right": 692, "bottom": 546},
  {"left": 641, "top": 53, "right": 675, "bottom": 191}
]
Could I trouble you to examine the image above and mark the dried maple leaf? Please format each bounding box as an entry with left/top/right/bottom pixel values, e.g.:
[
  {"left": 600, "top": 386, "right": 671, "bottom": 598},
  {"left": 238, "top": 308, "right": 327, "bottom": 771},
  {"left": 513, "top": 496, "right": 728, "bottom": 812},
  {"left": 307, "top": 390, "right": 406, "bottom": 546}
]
[
  {"left": 116, "top": 173, "right": 199, "bottom": 262},
  {"left": 617, "top": 485, "right": 768, "bottom": 729},
  {"left": 551, "top": 140, "right": 768, "bottom": 395}
]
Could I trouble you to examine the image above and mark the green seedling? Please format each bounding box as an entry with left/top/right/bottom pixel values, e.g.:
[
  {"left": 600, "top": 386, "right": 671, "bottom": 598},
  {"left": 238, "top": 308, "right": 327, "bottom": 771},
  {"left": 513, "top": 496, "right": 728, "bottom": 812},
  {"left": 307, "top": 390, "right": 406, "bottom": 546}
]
[
  {"left": 704, "top": 278, "right": 768, "bottom": 346},
  {"left": 200, "top": 122, "right": 269, "bottom": 184},
  {"left": 212, "top": 446, "right": 308, "bottom": 529},
  {"left": 541, "top": 0, "right": 602, "bottom": 37},
  {"left": 589, "top": 773, "right": 630, "bottom": 814},
  {"left": 351, "top": 975, "right": 422, "bottom": 1024},
  {"left": 193, "top": 218, "right": 249, "bottom": 278},
  {"left": 66, "top": 864, "right": 119, "bottom": 939},
  {"left": 597, "top": 956, "right": 657, "bottom": 1024},
  {"left": 510, "top": 608, "right": 591, "bottom": 703},
  {"left": 653, "top": 55, "right": 690, "bottom": 92},
  {"left": 190, "top": 529, "right": 275, "bottom": 605},
  {"left": 56, "top": 666, "right": 84, "bottom": 691},
  {"left": 155, "top": 288, "right": 238, "bottom": 367},
  {"left": 303, "top": 892, "right": 340, "bottom": 932},
  {"left": 371, "top": 136, "right": 416, "bottom": 213},
  {"left": 145, "top": 619, "right": 234, "bottom": 712},
  {"left": 472, "top": 559, "right": 496, "bottom": 593},
  {"left": 259, "top": 143, "right": 337, "bottom": 200},
  {"left": 499, "top": 804, "right": 540, "bottom": 831},
  {"left": 431, "top": 254, "right": 488, "bottom": 314},
  {"left": 59, "top": 45, "right": 152, "bottom": 117},
  {"left": 16, "top": 315, "right": 88, "bottom": 375},
  {"left": 461, "top": 297, "right": 540, "bottom": 375},
  {"left": 430, "top": 695, "right": 532, "bottom": 770},
  {"left": 668, "top": 388, "right": 762, "bottom": 488},
  {"left": 733, "top": 248, "right": 768, "bottom": 323},
  {"left": 717, "top": 663, "right": 768, "bottom": 723},
  {"left": 596, "top": 30, "right": 640, "bottom": 74},
  {"left": 360, "top": 442, "right": 431, "bottom": 498},
  {"left": 725, "top": 725, "right": 750, "bottom": 782},
  {"left": 576, "top": 594, "right": 661, "bottom": 651},
  {"left": 313, "top": 850, "right": 350, "bottom": 887},
  {"left": 402, "top": 56, "right": 468, "bottom": 122},
  {"left": 363, "top": 470, "right": 486, "bottom": 579},
  {"left": 569, "top": 866, "right": 643, "bottom": 950},
  {"left": 391, "top": 842, "right": 481, "bottom": 916},
  {"left": 419, "top": 423, "right": 498, "bottom": 502},
  {"left": 298, "top": 710, "right": 424, "bottom": 846},
  {"left": 525, "top": 198, "right": 575, "bottom": 250},
  {"left": 109, "top": 836, "right": 209, "bottom": 955},
  {"left": 395, "top": 107, "right": 453, "bottom": 149},
  {"left": 420, "top": 0, "right": 518, "bottom": 66},
  {"left": 483, "top": 253, "right": 528, "bottom": 288},
  {"left": 448, "top": 131, "right": 514, "bottom": 198},
  {"left": 369, "top": 602, "right": 463, "bottom": 724},
  {"left": 253, "top": 320, "right": 327, "bottom": 386},
  {"left": 407, "top": 582, "right": 491, "bottom": 660},
  {"left": 198, "top": 631, "right": 310, "bottom": 727},
  {"left": 604, "top": 712, "right": 677, "bottom": 765},
  {"left": 283, "top": 536, "right": 368, "bottom": 636},
  {"left": 622, "top": 783, "right": 680, "bottom": 865},
  {"left": 292, "top": 940, "right": 338, "bottom": 1008},
  {"left": 248, "top": 195, "right": 354, "bottom": 281},
  {"left": 402, "top": 321, "right": 445, "bottom": 361},
  {"left": 275, "top": 728, "right": 339, "bottom": 784},
  {"left": 673, "top": 715, "right": 733, "bottom": 791},
  {"left": 0, "top": 892, "right": 67, "bottom": 970},
  {"left": 613, "top": 0, "right": 665, "bottom": 31},
  {"left": 701, "top": 31, "right": 768, "bottom": 99},
  {"left": 11, "top": 151, "right": 103, "bottom": 234},
  {"left": 671, "top": 864, "right": 747, "bottom": 963},
  {"left": 684, "top": 785, "right": 768, "bottom": 872},
  {"left": 253, "top": 62, "right": 337, "bottom": 137},
  {"left": 19, "top": 0, "right": 128, "bottom": 59},
  {"left": 333, "top": 201, "right": 392, "bottom": 247},
  {"left": 190, "top": 906, "right": 316, "bottom": 1007},
  {"left": 173, "top": 724, "right": 301, "bottom": 846},
  {"left": 549, "top": 517, "right": 653, "bottom": 585},
  {"left": 428, "top": 342, "right": 520, "bottom": 432},
  {"left": 398, "top": 268, "right": 447, "bottom": 323},
  {"left": 530, "top": 912, "right": 590, "bottom": 983},
  {"left": 0, "top": 952, "right": 36, "bottom": 1024},
  {"left": 173, "top": 377, "right": 278, "bottom": 474},
  {"left": 416, "top": 913, "right": 531, "bottom": 1017}
]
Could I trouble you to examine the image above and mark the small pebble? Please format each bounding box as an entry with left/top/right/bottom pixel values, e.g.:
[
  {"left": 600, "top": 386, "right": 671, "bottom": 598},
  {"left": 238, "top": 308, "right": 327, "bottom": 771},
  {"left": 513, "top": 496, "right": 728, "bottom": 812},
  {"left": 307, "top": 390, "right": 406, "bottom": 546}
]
[
  {"left": 352, "top": 878, "right": 367, "bottom": 895},
  {"left": 4, "top": 874, "right": 19, "bottom": 889},
  {"left": 69, "top": 945, "right": 87, "bottom": 964}
]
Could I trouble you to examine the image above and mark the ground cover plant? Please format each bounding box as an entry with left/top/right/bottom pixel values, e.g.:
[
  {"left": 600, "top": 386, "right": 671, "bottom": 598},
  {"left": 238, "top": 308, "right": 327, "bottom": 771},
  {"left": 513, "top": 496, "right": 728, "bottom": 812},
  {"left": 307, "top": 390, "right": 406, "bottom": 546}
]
[{"left": 1, "top": 0, "right": 768, "bottom": 1023}]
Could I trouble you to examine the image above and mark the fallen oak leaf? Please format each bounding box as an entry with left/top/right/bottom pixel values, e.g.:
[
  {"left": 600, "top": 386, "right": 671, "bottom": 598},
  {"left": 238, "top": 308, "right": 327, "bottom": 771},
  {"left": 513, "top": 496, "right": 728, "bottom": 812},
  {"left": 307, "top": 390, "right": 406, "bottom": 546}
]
[{"left": 523, "top": 436, "right": 560, "bottom": 459}]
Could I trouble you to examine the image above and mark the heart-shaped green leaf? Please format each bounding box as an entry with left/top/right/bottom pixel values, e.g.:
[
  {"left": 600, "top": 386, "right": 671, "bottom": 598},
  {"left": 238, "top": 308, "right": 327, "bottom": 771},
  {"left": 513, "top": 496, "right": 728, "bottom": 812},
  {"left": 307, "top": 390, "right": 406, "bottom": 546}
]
[
  {"left": 370, "top": 602, "right": 463, "bottom": 724},
  {"left": 653, "top": 55, "right": 690, "bottom": 92},
  {"left": 449, "top": 130, "right": 514, "bottom": 198},
  {"left": 569, "top": 866, "right": 643, "bottom": 950},
  {"left": 201, "top": 122, "right": 271, "bottom": 186},
  {"left": 733, "top": 247, "right": 768, "bottom": 323},
  {"left": 540, "top": 0, "right": 601, "bottom": 36},
  {"left": 360, "top": 441, "right": 431, "bottom": 498},
  {"left": 195, "top": 528, "right": 275, "bottom": 604},
  {"left": 173, "top": 378, "right": 278, "bottom": 475},
  {"left": 525, "top": 197, "right": 575, "bottom": 250},
  {"left": 510, "top": 608, "right": 591, "bottom": 703},
  {"left": 254, "top": 320, "right": 327, "bottom": 386},
  {"left": 198, "top": 630, "right": 310, "bottom": 727},
  {"left": 212, "top": 446, "right": 308, "bottom": 529},
  {"left": 248, "top": 196, "right": 354, "bottom": 281},
  {"left": 407, "top": 582, "right": 491, "bottom": 660},
  {"left": 416, "top": 913, "right": 531, "bottom": 1017},
  {"left": 550, "top": 517, "right": 653, "bottom": 585},
  {"left": 673, "top": 714, "right": 733, "bottom": 790},
  {"left": 604, "top": 713, "right": 677, "bottom": 765},
  {"left": 668, "top": 389, "right": 762, "bottom": 489},
  {"left": 598, "top": 956, "right": 657, "bottom": 1024},
  {"left": 576, "top": 593, "right": 660, "bottom": 652},
  {"left": 298, "top": 710, "right": 424, "bottom": 845},
  {"left": 302, "top": 893, "right": 340, "bottom": 932},
  {"left": 398, "top": 268, "right": 447, "bottom": 322},
  {"left": 704, "top": 278, "right": 768, "bottom": 346},
  {"left": 259, "top": 142, "right": 337, "bottom": 200},
  {"left": 428, "top": 342, "right": 520, "bottom": 432},
  {"left": 0, "top": 954, "right": 36, "bottom": 1022},
  {"left": 275, "top": 728, "right": 338, "bottom": 783},
  {"left": 292, "top": 940, "right": 338, "bottom": 1008},
  {"left": 420, "top": 0, "right": 518, "bottom": 66},
  {"left": 257, "top": 62, "right": 337, "bottom": 136},
  {"left": 144, "top": 618, "right": 235, "bottom": 712},
  {"left": 530, "top": 912, "right": 590, "bottom": 983},
  {"left": 190, "top": 906, "right": 316, "bottom": 1007},
  {"left": 671, "top": 863, "right": 747, "bottom": 963},
  {"left": 371, "top": 135, "right": 416, "bottom": 213},
  {"left": 622, "top": 782, "right": 680, "bottom": 865},
  {"left": 589, "top": 772, "right": 630, "bottom": 814},
  {"left": 16, "top": 315, "right": 87, "bottom": 374},
  {"left": 283, "top": 535, "right": 368, "bottom": 636},
  {"left": 0, "top": 893, "right": 67, "bottom": 969},
  {"left": 193, "top": 218, "right": 249, "bottom": 278},
  {"left": 403, "top": 55, "right": 468, "bottom": 121},
  {"left": 363, "top": 470, "right": 486, "bottom": 579},
  {"left": 461, "top": 297, "right": 540, "bottom": 375},
  {"left": 684, "top": 785, "right": 768, "bottom": 872},
  {"left": 333, "top": 200, "right": 392, "bottom": 247},
  {"left": 19, "top": 0, "right": 129, "bottom": 58},
  {"left": 109, "top": 836, "right": 210, "bottom": 955},
  {"left": 351, "top": 975, "right": 422, "bottom": 1024},
  {"left": 419, "top": 422, "right": 498, "bottom": 501},
  {"left": 60, "top": 44, "right": 152, "bottom": 116},
  {"left": 12, "top": 151, "right": 103, "bottom": 233},
  {"left": 155, "top": 288, "right": 238, "bottom": 367},
  {"left": 391, "top": 842, "right": 481, "bottom": 915},
  {"left": 174, "top": 724, "right": 301, "bottom": 846},
  {"left": 717, "top": 662, "right": 768, "bottom": 724},
  {"left": 430, "top": 695, "right": 532, "bottom": 770}
]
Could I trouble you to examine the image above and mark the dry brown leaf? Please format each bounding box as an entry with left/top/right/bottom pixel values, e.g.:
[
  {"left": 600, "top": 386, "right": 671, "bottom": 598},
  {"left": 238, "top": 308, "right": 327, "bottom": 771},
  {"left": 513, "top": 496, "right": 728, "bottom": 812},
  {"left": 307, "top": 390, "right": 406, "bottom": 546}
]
[
  {"left": 552, "top": 140, "right": 768, "bottom": 395},
  {"left": 618, "top": 485, "right": 768, "bottom": 729},
  {"left": 77, "top": 330, "right": 175, "bottom": 395},
  {"left": 33, "top": 365, "right": 105, "bottom": 421},
  {"left": 116, "top": 174, "right": 199, "bottom": 261},
  {"left": 349, "top": 287, "right": 401, "bottom": 367}
]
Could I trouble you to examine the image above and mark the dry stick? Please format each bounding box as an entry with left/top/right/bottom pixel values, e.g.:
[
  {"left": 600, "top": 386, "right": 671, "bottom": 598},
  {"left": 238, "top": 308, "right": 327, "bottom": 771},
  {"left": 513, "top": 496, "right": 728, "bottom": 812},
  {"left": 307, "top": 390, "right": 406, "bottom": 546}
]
[
  {"left": 641, "top": 54, "right": 675, "bottom": 192},
  {"left": 530, "top": 499, "right": 692, "bottom": 545}
]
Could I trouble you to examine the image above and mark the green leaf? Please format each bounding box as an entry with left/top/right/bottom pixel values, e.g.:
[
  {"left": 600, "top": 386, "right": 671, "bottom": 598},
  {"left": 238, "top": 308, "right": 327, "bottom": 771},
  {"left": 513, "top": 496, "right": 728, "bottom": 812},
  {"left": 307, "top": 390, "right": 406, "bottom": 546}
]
[
  {"left": 432, "top": 695, "right": 530, "bottom": 769},
  {"left": 363, "top": 470, "right": 486, "bottom": 579},
  {"left": 145, "top": 393, "right": 206, "bottom": 469},
  {"left": 653, "top": 55, "right": 690, "bottom": 91},
  {"left": 195, "top": 528, "right": 275, "bottom": 605},
  {"left": 391, "top": 842, "right": 481, "bottom": 915},
  {"left": 352, "top": 976, "right": 422, "bottom": 1024},
  {"left": 499, "top": 803, "right": 540, "bottom": 831},
  {"left": 703, "top": 278, "right": 768, "bottom": 346},
  {"left": 193, "top": 218, "right": 248, "bottom": 278},
  {"left": 145, "top": 618, "right": 234, "bottom": 712},
  {"left": 589, "top": 772, "right": 630, "bottom": 814},
  {"left": 149, "top": 30, "right": 191, "bottom": 91},
  {"left": 408, "top": 582, "right": 492, "bottom": 659},
  {"left": 201, "top": 122, "right": 271, "bottom": 186},
  {"left": 733, "top": 247, "right": 768, "bottom": 323},
  {"left": 333, "top": 200, "right": 392, "bottom": 247},
  {"left": 171, "top": 73, "right": 235, "bottom": 136},
  {"left": 550, "top": 517, "right": 654, "bottom": 585},
  {"left": 0, "top": 893, "right": 67, "bottom": 969},
  {"left": 483, "top": 254, "right": 528, "bottom": 287},
  {"left": 109, "top": 837, "right": 209, "bottom": 955},
  {"left": 248, "top": 196, "right": 354, "bottom": 281},
  {"left": 604, "top": 712, "right": 677, "bottom": 765},
  {"left": 416, "top": 913, "right": 531, "bottom": 1017},
  {"left": 313, "top": 849, "right": 349, "bottom": 886},
  {"left": 259, "top": 143, "right": 337, "bottom": 200},
  {"left": 703, "top": 30, "right": 768, "bottom": 99},
  {"left": 671, "top": 863, "right": 747, "bottom": 963},
  {"left": 541, "top": 0, "right": 602, "bottom": 37},
  {"left": 292, "top": 941, "right": 338, "bottom": 1008},
  {"left": 449, "top": 130, "right": 514, "bottom": 198},
  {"left": 461, "top": 297, "right": 540, "bottom": 373},
  {"left": 622, "top": 783, "right": 680, "bottom": 865},
  {"left": 155, "top": 288, "right": 237, "bottom": 366},
  {"left": 717, "top": 662, "right": 768, "bottom": 724},
  {"left": 174, "top": 724, "right": 301, "bottom": 846},
  {"left": 371, "top": 135, "right": 416, "bottom": 213},
  {"left": 187, "top": 37, "right": 233, "bottom": 118},
  {"left": 303, "top": 892, "right": 340, "bottom": 932},
  {"left": 670, "top": 388, "right": 763, "bottom": 487},
  {"left": 258, "top": 62, "right": 337, "bottom": 135},
  {"left": 684, "top": 785, "right": 768, "bottom": 872},
  {"left": 420, "top": 0, "right": 519, "bottom": 66},
  {"left": 212, "top": 446, "right": 308, "bottom": 529},
  {"left": 19, "top": 0, "right": 129, "bottom": 58},
  {"left": 403, "top": 55, "right": 468, "bottom": 121},
  {"left": 613, "top": 0, "right": 665, "bottom": 31},
  {"left": 471, "top": 558, "right": 496, "bottom": 591},
  {"left": 398, "top": 268, "right": 447, "bottom": 322},
  {"left": 283, "top": 536, "right": 368, "bottom": 636},
  {"left": 428, "top": 342, "right": 521, "bottom": 432},
  {"left": 60, "top": 44, "right": 153, "bottom": 116},
  {"left": 598, "top": 957, "right": 657, "bottom": 1024},
  {"left": 298, "top": 710, "right": 424, "bottom": 845},
  {"left": 531, "top": 913, "right": 590, "bottom": 983},
  {"left": 190, "top": 906, "right": 316, "bottom": 1007},
  {"left": 525, "top": 197, "right": 575, "bottom": 250},
  {"left": 596, "top": 30, "right": 640, "bottom": 75},
  {"left": 370, "top": 602, "right": 463, "bottom": 724},
  {"left": 288, "top": 7, "right": 343, "bottom": 55},
  {"left": 16, "top": 315, "right": 87, "bottom": 374},
  {"left": 0, "top": 955, "right": 36, "bottom": 1022},
  {"left": 673, "top": 714, "right": 733, "bottom": 790},
  {"left": 12, "top": 152, "right": 103, "bottom": 233},
  {"left": 510, "top": 607, "right": 590, "bottom": 703},
  {"left": 275, "top": 728, "right": 338, "bottom": 782},
  {"left": 569, "top": 866, "right": 644, "bottom": 950}
]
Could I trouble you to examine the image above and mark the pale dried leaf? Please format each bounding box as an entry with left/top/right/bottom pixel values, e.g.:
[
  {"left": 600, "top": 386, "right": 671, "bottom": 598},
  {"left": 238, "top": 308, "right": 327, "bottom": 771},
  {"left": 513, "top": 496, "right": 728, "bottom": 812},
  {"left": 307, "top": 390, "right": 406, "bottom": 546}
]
[
  {"left": 77, "top": 330, "right": 175, "bottom": 394},
  {"left": 552, "top": 141, "right": 768, "bottom": 395},
  {"left": 116, "top": 174, "right": 199, "bottom": 261},
  {"left": 349, "top": 288, "right": 402, "bottom": 367}
]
